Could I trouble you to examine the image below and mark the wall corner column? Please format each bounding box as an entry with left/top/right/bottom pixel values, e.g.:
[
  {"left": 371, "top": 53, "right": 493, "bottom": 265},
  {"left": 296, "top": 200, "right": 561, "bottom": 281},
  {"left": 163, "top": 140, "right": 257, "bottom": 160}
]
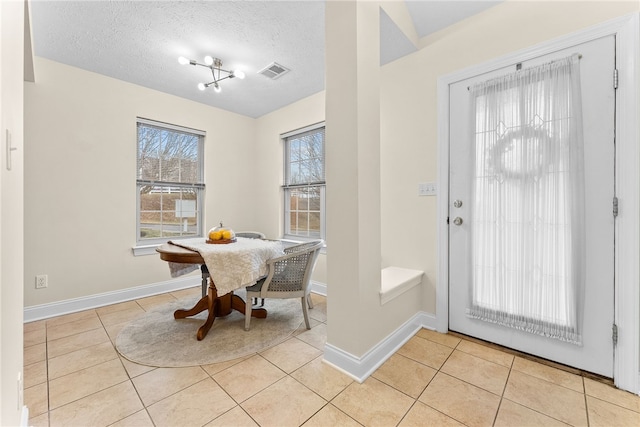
[{"left": 324, "top": 0, "right": 382, "bottom": 357}]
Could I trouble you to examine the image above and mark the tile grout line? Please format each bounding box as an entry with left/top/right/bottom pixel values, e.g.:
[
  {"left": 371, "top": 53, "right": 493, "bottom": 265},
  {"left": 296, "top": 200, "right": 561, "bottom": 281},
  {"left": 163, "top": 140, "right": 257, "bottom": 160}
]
[
  {"left": 428, "top": 353, "right": 470, "bottom": 427},
  {"left": 45, "top": 322, "right": 51, "bottom": 423},
  {"left": 492, "top": 354, "right": 516, "bottom": 426},
  {"left": 286, "top": 323, "right": 352, "bottom": 426},
  {"left": 115, "top": 338, "right": 152, "bottom": 427},
  {"left": 583, "top": 376, "right": 592, "bottom": 427},
  {"left": 255, "top": 320, "right": 344, "bottom": 426}
]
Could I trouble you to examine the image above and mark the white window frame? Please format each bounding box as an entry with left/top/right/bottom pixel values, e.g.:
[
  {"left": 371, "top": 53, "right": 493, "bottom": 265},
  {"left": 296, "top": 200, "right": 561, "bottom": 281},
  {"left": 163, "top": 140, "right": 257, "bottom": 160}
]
[
  {"left": 282, "top": 122, "right": 326, "bottom": 241},
  {"left": 135, "top": 118, "right": 205, "bottom": 250}
]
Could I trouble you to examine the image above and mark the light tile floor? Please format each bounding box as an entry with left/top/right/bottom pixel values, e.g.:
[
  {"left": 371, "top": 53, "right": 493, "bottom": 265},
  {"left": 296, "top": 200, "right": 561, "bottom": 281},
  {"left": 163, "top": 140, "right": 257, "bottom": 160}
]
[{"left": 24, "top": 287, "right": 640, "bottom": 427}]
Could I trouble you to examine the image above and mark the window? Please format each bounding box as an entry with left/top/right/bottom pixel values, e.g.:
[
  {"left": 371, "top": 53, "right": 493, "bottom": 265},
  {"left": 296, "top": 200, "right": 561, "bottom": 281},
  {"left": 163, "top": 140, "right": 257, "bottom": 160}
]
[
  {"left": 136, "top": 118, "right": 205, "bottom": 245},
  {"left": 283, "top": 123, "right": 325, "bottom": 240}
]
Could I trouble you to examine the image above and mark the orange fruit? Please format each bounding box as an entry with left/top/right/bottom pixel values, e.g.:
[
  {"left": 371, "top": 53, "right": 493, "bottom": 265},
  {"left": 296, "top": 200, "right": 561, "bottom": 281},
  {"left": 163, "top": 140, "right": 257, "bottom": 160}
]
[{"left": 209, "top": 230, "right": 223, "bottom": 240}]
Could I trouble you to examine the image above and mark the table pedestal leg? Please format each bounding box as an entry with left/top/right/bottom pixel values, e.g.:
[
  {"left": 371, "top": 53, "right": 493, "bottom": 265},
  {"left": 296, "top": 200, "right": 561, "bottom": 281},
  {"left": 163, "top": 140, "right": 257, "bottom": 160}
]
[
  {"left": 196, "top": 289, "right": 217, "bottom": 341},
  {"left": 174, "top": 279, "right": 268, "bottom": 340},
  {"left": 200, "top": 264, "right": 209, "bottom": 298},
  {"left": 231, "top": 294, "right": 267, "bottom": 319}
]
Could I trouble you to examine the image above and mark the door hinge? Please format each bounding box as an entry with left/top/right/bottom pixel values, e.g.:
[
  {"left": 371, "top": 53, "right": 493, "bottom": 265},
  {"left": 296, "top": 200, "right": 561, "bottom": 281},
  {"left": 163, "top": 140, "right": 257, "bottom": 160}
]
[
  {"left": 613, "top": 196, "right": 619, "bottom": 218},
  {"left": 612, "top": 323, "right": 618, "bottom": 346},
  {"left": 613, "top": 68, "right": 619, "bottom": 89}
]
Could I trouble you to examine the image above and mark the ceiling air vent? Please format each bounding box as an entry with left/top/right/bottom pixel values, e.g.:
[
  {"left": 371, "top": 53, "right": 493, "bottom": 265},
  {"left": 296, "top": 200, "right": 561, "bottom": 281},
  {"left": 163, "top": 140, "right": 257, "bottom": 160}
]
[{"left": 258, "top": 62, "right": 290, "bottom": 80}]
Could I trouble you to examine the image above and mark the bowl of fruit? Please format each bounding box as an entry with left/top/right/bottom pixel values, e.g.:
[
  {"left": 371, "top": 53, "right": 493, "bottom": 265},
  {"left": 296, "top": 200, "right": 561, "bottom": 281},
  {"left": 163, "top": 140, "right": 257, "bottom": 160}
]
[{"left": 207, "top": 222, "right": 237, "bottom": 244}]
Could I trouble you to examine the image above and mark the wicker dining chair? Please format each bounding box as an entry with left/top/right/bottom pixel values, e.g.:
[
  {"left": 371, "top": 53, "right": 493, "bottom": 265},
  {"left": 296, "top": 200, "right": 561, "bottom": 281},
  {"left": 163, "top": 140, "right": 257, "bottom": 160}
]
[
  {"left": 244, "top": 239, "right": 324, "bottom": 331},
  {"left": 235, "top": 231, "right": 266, "bottom": 239},
  {"left": 235, "top": 231, "right": 267, "bottom": 305}
]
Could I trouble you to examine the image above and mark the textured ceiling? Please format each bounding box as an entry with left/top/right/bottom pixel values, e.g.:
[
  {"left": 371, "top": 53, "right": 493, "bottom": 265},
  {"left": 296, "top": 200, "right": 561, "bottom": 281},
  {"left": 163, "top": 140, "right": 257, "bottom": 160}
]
[{"left": 30, "top": 1, "right": 501, "bottom": 118}]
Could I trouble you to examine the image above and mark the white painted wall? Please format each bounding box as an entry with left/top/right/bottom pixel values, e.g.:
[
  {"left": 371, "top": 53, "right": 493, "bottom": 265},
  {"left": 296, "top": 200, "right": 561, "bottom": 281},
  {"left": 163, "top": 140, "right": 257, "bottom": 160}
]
[
  {"left": 252, "top": 91, "right": 325, "bottom": 238},
  {"left": 24, "top": 58, "right": 257, "bottom": 306},
  {"left": 325, "top": 1, "right": 386, "bottom": 357},
  {"left": 253, "top": 91, "right": 327, "bottom": 283},
  {"left": 23, "top": 58, "right": 329, "bottom": 309}
]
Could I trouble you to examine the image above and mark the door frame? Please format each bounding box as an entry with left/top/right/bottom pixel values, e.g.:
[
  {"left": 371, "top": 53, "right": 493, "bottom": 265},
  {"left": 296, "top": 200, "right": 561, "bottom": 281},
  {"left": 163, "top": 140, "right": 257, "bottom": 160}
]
[{"left": 436, "top": 13, "right": 639, "bottom": 394}]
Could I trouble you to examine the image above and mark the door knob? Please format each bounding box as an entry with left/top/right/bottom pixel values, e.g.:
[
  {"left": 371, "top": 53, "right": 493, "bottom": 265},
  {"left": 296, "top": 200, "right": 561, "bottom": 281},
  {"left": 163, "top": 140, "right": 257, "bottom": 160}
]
[
  {"left": 453, "top": 217, "right": 463, "bottom": 226},
  {"left": 453, "top": 200, "right": 463, "bottom": 208}
]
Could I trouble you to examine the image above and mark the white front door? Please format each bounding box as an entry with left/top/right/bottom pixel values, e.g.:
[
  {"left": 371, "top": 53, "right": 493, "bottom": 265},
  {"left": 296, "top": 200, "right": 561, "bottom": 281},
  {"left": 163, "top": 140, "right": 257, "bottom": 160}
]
[{"left": 449, "top": 35, "right": 616, "bottom": 377}]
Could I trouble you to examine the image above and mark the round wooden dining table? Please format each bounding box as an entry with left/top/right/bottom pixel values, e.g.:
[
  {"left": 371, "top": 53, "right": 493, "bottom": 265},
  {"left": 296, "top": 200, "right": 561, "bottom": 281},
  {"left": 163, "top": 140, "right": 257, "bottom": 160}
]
[{"left": 156, "top": 242, "right": 267, "bottom": 340}]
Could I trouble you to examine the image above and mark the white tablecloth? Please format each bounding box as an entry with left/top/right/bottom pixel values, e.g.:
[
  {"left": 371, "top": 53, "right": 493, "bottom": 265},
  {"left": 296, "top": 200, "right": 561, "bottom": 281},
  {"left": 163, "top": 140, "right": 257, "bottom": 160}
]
[{"left": 168, "top": 237, "right": 284, "bottom": 295}]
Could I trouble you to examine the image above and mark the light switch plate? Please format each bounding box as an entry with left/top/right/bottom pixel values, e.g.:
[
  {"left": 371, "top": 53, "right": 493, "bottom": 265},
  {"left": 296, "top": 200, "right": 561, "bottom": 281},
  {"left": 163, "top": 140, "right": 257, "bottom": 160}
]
[{"left": 418, "top": 182, "right": 437, "bottom": 196}]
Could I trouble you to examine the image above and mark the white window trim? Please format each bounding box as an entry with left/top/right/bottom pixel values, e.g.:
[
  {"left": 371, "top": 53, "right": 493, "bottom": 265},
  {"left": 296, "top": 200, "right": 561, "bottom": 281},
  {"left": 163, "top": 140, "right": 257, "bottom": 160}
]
[
  {"left": 282, "top": 122, "right": 326, "bottom": 241},
  {"left": 132, "top": 244, "right": 161, "bottom": 257},
  {"left": 134, "top": 118, "right": 206, "bottom": 252},
  {"left": 281, "top": 121, "right": 325, "bottom": 139},
  {"left": 282, "top": 185, "right": 326, "bottom": 241}
]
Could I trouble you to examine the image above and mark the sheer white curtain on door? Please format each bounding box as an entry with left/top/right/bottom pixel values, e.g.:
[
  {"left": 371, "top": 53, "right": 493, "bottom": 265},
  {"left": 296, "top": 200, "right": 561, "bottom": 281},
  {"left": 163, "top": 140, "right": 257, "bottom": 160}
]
[{"left": 467, "top": 54, "right": 585, "bottom": 345}]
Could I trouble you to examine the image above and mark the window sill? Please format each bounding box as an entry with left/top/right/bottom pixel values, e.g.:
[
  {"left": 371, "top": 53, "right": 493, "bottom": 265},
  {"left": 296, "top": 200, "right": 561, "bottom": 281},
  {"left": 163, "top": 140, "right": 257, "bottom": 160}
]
[
  {"left": 133, "top": 235, "right": 205, "bottom": 257},
  {"left": 132, "top": 244, "right": 161, "bottom": 256}
]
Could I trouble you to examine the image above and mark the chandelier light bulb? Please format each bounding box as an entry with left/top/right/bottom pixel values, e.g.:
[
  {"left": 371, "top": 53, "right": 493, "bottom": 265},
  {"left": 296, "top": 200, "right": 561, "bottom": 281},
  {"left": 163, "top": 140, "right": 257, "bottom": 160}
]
[
  {"left": 197, "top": 83, "right": 206, "bottom": 91},
  {"left": 213, "top": 83, "right": 221, "bottom": 93},
  {"left": 204, "top": 56, "right": 214, "bottom": 66},
  {"left": 178, "top": 56, "right": 189, "bottom": 65},
  {"left": 233, "top": 70, "right": 245, "bottom": 79}
]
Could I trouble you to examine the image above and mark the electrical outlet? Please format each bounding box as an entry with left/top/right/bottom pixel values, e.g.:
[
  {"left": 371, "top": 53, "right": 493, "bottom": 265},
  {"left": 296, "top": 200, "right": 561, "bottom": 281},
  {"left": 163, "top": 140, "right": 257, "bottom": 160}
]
[{"left": 35, "top": 274, "right": 48, "bottom": 289}]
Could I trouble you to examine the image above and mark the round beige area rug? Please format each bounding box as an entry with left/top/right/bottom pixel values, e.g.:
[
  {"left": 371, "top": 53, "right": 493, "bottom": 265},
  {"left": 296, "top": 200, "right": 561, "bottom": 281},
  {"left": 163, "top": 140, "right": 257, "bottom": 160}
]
[{"left": 116, "top": 292, "right": 303, "bottom": 367}]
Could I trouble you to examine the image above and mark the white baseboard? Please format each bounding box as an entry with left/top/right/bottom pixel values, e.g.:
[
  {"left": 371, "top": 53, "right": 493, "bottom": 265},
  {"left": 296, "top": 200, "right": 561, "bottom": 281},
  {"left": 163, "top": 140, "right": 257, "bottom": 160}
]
[
  {"left": 24, "top": 278, "right": 328, "bottom": 323},
  {"left": 23, "top": 276, "right": 200, "bottom": 323},
  {"left": 323, "top": 311, "right": 437, "bottom": 383},
  {"left": 25, "top": 275, "right": 435, "bottom": 386},
  {"left": 310, "top": 280, "right": 327, "bottom": 296},
  {"left": 20, "top": 405, "right": 29, "bottom": 427}
]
